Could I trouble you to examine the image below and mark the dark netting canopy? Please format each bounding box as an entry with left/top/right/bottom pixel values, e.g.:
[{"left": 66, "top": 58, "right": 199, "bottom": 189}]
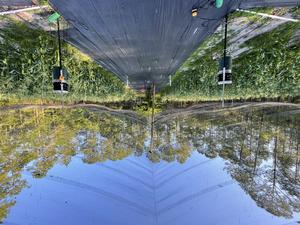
[{"left": 49, "top": 0, "right": 300, "bottom": 89}]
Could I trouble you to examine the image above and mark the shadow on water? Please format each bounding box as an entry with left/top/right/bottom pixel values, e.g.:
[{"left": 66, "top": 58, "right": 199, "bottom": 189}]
[{"left": 0, "top": 103, "right": 299, "bottom": 225}]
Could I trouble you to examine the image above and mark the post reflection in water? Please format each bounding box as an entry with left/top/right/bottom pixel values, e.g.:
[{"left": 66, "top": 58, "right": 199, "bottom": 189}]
[{"left": 0, "top": 105, "right": 299, "bottom": 225}]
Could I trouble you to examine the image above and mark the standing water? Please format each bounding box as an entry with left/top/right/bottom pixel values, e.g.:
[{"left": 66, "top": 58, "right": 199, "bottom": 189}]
[{"left": 0, "top": 104, "right": 299, "bottom": 225}]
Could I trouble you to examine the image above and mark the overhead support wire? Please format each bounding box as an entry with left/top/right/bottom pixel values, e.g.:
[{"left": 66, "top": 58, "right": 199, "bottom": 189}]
[
  {"left": 221, "top": 14, "right": 228, "bottom": 108},
  {"left": 223, "top": 14, "right": 228, "bottom": 65}
]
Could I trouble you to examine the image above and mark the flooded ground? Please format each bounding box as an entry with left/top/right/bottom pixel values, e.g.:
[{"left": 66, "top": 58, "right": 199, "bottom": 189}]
[{"left": 0, "top": 103, "right": 299, "bottom": 225}]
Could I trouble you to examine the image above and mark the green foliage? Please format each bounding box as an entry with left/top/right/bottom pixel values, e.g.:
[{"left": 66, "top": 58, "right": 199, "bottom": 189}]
[
  {"left": 0, "top": 21, "right": 134, "bottom": 105},
  {"left": 163, "top": 21, "right": 300, "bottom": 102}
]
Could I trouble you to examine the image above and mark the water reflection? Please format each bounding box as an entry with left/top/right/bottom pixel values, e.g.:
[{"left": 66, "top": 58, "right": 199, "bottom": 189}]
[
  {"left": 0, "top": 105, "right": 299, "bottom": 225},
  {"left": 154, "top": 105, "right": 300, "bottom": 219}
]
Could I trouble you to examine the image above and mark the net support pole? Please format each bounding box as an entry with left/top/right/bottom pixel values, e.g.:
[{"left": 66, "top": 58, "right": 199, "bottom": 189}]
[
  {"left": 152, "top": 82, "right": 156, "bottom": 112},
  {"left": 57, "top": 19, "right": 64, "bottom": 105},
  {"left": 222, "top": 14, "right": 228, "bottom": 108},
  {"left": 149, "top": 82, "right": 156, "bottom": 153},
  {"left": 57, "top": 19, "right": 63, "bottom": 70},
  {"left": 222, "top": 67, "right": 225, "bottom": 108}
]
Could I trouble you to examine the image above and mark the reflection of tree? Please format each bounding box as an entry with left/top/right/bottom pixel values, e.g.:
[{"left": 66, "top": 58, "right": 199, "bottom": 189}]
[
  {"left": 0, "top": 108, "right": 147, "bottom": 222},
  {"left": 153, "top": 106, "right": 300, "bottom": 218},
  {"left": 149, "top": 117, "right": 193, "bottom": 163},
  {"left": 0, "top": 161, "right": 27, "bottom": 222},
  {"left": 0, "top": 106, "right": 299, "bottom": 221}
]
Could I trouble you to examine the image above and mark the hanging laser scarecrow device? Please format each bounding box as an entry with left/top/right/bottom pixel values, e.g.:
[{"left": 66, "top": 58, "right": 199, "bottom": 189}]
[
  {"left": 49, "top": 12, "right": 69, "bottom": 93},
  {"left": 192, "top": 0, "right": 223, "bottom": 17}
]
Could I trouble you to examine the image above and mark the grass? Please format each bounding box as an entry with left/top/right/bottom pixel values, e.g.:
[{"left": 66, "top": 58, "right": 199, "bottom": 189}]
[
  {"left": 161, "top": 94, "right": 300, "bottom": 104},
  {"left": 0, "top": 90, "right": 137, "bottom": 107}
]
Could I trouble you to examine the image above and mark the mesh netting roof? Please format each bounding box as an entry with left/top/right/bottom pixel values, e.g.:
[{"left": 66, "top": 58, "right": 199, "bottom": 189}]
[{"left": 49, "top": 0, "right": 300, "bottom": 89}]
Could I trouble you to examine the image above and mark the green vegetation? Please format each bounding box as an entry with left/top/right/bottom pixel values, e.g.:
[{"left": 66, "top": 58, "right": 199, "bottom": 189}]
[
  {"left": 0, "top": 20, "right": 135, "bottom": 106},
  {"left": 0, "top": 108, "right": 146, "bottom": 221},
  {"left": 163, "top": 17, "right": 300, "bottom": 102}
]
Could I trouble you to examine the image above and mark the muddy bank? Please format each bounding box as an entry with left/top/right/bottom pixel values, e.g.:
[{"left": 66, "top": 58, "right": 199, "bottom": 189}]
[
  {"left": 155, "top": 102, "right": 300, "bottom": 123},
  {"left": 1, "top": 101, "right": 299, "bottom": 118},
  {"left": 0, "top": 103, "right": 147, "bottom": 125}
]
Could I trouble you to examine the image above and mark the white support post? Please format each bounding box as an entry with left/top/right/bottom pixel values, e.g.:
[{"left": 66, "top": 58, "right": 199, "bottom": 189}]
[
  {"left": 236, "top": 9, "right": 299, "bottom": 22},
  {"left": 222, "top": 67, "right": 225, "bottom": 108},
  {"left": 60, "top": 69, "right": 64, "bottom": 108},
  {"left": 126, "top": 76, "right": 129, "bottom": 88},
  {"left": 0, "top": 6, "right": 49, "bottom": 16}
]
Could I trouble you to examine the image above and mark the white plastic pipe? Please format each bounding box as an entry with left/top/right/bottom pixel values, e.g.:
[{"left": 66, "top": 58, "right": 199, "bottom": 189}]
[
  {"left": 126, "top": 76, "right": 129, "bottom": 87},
  {"left": 0, "top": 5, "right": 48, "bottom": 16},
  {"left": 236, "top": 9, "right": 299, "bottom": 22}
]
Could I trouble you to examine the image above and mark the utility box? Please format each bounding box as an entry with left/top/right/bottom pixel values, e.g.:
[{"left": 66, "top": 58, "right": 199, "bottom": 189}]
[
  {"left": 218, "top": 56, "right": 232, "bottom": 85},
  {"left": 52, "top": 67, "right": 69, "bottom": 93}
]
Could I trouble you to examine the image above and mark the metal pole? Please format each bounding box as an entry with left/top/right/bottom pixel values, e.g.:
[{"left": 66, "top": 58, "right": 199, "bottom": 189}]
[
  {"left": 57, "top": 19, "right": 64, "bottom": 107},
  {"left": 221, "top": 14, "right": 228, "bottom": 108},
  {"left": 152, "top": 82, "right": 156, "bottom": 112},
  {"left": 61, "top": 82, "right": 64, "bottom": 107},
  {"left": 223, "top": 15, "right": 228, "bottom": 65},
  {"left": 149, "top": 82, "right": 156, "bottom": 153},
  {"left": 222, "top": 67, "right": 225, "bottom": 108},
  {"left": 57, "top": 19, "right": 63, "bottom": 70}
]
